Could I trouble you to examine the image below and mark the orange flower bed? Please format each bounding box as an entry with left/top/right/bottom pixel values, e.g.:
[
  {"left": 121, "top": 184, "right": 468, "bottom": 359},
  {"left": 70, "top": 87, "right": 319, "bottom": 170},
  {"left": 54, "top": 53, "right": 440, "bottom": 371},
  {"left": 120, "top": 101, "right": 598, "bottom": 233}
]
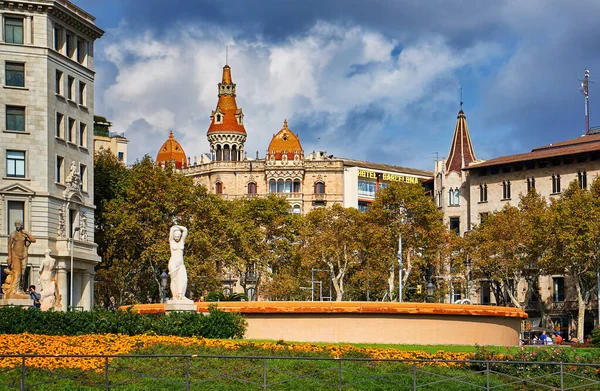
[{"left": 0, "top": 333, "right": 474, "bottom": 371}]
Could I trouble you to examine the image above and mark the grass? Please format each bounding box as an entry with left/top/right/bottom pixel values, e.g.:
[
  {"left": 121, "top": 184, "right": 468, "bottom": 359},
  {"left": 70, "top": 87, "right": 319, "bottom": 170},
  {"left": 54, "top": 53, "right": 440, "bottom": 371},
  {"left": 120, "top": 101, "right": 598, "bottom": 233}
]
[{"left": 0, "top": 341, "right": 598, "bottom": 390}]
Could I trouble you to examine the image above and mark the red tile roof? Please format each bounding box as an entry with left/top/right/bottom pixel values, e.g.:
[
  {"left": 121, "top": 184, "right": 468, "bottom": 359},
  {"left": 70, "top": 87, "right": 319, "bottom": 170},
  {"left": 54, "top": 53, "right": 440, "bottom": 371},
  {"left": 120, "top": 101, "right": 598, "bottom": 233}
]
[
  {"left": 446, "top": 110, "right": 476, "bottom": 172},
  {"left": 466, "top": 133, "right": 600, "bottom": 170}
]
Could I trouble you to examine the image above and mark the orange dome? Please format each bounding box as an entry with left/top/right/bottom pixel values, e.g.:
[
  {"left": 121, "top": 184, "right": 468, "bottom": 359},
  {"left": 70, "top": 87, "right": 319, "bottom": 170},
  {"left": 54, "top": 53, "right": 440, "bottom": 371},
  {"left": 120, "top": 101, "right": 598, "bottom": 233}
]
[
  {"left": 207, "top": 65, "right": 247, "bottom": 136},
  {"left": 156, "top": 130, "right": 187, "bottom": 169},
  {"left": 267, "top": 120, "right": 303, "bottom": 160}
]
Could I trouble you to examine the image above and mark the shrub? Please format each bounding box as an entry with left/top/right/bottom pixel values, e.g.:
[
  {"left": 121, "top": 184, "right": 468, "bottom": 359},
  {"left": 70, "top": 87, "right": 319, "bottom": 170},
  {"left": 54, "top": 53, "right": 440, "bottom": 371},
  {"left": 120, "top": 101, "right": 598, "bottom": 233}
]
[{"left": 0, "top": 306, "right": 246, "bottom": 339}]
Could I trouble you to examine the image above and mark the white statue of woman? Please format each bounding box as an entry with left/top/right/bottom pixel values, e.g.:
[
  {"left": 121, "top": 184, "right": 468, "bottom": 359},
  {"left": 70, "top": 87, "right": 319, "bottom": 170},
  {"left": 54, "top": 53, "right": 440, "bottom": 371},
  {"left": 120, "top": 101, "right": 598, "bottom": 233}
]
[
  {"left": 39, "top": 249, "right": 61, "bottom": 311},
  {"left": 168, "top": 225, "right": 192, "bottom": 302}
]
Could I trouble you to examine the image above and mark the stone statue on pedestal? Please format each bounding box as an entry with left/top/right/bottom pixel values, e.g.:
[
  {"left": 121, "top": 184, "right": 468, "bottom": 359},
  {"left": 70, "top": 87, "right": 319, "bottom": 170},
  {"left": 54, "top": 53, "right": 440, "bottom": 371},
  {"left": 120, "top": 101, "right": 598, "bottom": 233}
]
[
  {"left": 2, "top": 220, "right": 36, "bottom": 299},
  {"left": 38, "top": 249, "right": 62, "bottom": 311},
  {"left": 168, "top": 225, "right": 192, "bottom": 303}
]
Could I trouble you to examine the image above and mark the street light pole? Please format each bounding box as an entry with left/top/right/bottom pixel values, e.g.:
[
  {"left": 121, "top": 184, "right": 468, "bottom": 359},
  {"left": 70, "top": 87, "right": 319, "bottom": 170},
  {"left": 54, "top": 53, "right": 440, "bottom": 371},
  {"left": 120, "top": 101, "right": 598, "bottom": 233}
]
[
  {"left": 70, "top": 226, "right": 80, "bottom": 310},
  {"left": 398, "top": 232, "right": 403, "bottom": 302}
]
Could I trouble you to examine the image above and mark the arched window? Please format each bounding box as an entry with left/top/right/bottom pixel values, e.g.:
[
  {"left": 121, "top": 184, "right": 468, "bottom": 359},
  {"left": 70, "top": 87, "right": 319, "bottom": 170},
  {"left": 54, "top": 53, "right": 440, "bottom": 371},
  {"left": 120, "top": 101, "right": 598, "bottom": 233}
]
[
  {"left": 277, "top": 179, "right": 285, "bottom": 193},
  {"left": 223, "top": 145, "right": 230, "bottom": 161},
  {"left": 284, "top": 179, "right": 292, "bottom": 193},
  {"left": 231, "top": 145, "right": 238, "bottom": 162},
  {"left": 314, "top": 182, "right": 325, "bottom": 194},
  {"left": 216, "top": 145, "right": 222, "bottom": 161},
  {"left": 448, "top": 188, "right": 454, "bottom": 206},
  {"left": 215, "top": 114, "right": 222, "bottom": 123},
  {"left": 215, "top": 182, "right": 223, "bottom": 194},
  {"left": 292, "top": 205, "right": 301, "bottom": 214},
  {"left": 293, "top": 180, "right": 301, "bottom": 193},
  {"left": 247, "top": 182, "right": 257, "bottom": 194},
  {"left": 269, "top": 179, "right": 276, "bottom": 193},
  {"left": 453, "top": 188, "right": 460, "bottom": 206}
]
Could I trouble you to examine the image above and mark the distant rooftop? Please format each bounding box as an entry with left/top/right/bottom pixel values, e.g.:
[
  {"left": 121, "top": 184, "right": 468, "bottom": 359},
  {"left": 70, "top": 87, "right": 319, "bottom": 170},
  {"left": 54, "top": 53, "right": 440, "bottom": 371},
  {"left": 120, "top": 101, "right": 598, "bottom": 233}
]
[{"left": 340, "top": 157, "right": 432, "bottom": 177}]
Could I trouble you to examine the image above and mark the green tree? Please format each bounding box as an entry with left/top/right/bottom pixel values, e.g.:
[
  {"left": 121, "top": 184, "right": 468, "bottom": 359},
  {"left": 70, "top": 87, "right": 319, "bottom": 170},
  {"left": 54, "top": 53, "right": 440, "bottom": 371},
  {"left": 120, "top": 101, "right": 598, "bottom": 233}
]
[
  {"left": 367, "top": 182, "right": 446, "bottom": 301},
  {"left": 545, "top": 178, "right": 600, "bottom": 341},
  {"left": 300, "top": 204, "right": 363, "bottom": 301}
]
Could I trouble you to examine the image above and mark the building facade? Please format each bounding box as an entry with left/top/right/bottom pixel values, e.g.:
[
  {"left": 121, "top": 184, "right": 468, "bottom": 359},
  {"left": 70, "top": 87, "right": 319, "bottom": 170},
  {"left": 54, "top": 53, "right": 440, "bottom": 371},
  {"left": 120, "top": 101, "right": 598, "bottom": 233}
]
[
  {"left": 93, "top": 115, "right": 128, "bottom": 164},
  {"left": 0, "top": 0, "right": 103, "bottom": 310},
  {"left": 435, "top": 109, "right": 600, "bottom": 336},
  {"left": 157, "top": 65, "right": 432, "bottom": 215}
]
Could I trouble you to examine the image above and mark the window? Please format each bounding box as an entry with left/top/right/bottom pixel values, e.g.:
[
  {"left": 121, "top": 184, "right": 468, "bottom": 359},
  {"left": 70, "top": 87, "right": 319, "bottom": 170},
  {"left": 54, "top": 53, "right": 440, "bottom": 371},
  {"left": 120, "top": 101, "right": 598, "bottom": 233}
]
[
  {"left": 5, "top": 62, "right": 24, "bottom": 87},
  {"left": 284, "top": 179, "right": 292, "bottom": 193},
  {"left": 7, "top": 200, "right": 24, "bottom": 233},
  {"left": 292, "top": 205, "right": 302, "bottom": 215},
  {"left": 66, "top": 32, "right": 74, "bottom": 58},
  {"left": 436, "top": 191, "right": 442, "bottom": 207},
  {"left": 527, "top": 177, "right": 536, "bottom": 192},
  {"left": 479, "top": 184, "right": 488, "bottom": 202},
  {"left": 502, "top": 181, "right": 511, "bottom": 199},
  {"left": 448, "top": 188, "right": 460, "bottom": 206},
  {"left": 79, "top": 81, "right": 86, "bottom": 105},
  {"left": 215, "top": 182, "right": 223, "bottom": 194},
  {"left": 552, "top": 174, "right": 561, "bottom": 194},
  {"left": 67, "top": 76, "right": 74, "bottom": 100},
  {"left": 314, "top": 182, "right": 325, "bottom": 194},
  {"left": 358, "top": 181, "right": 377, "bottom": 197},
  {"left": 247, "top": 182, "right": 257, "bottom": 194},
  {"left": 358, "top": 201, "right": 370, "bottom": 212},
  {"left": 6, "top": 106, "right": 25, "bottom": 131},
  {"left": 53, "top": 26, "right": 63, "bottom": 51},
  {"left": 293, "top": 180, "right": 301, "bottom": 193},
  {"left": 6, "top": 150, "right": 25, "bottom": 177},
  {"left": 68, "top": 118, "right": 75, "bottom": 142},
  {"left": 55, "top": 70, "right": 63, "bottom": 95},
  {"left": 79, "top": 123, "right": 86, "bottom": 147},
  {"left": 56, "top": 112, "right": 64, "bottom": 138},
  {"left": 56, "top": 156, "right": 64, "bottom": 183},
  {"left": 269, "top": 180, "right": 276, "bottom": 193},
  {"left": 117, "top": 152, "right": 124, "bottom": 162},
  {"left": 77, "top": 39, "right": 86, "bottom": 64},
  {"left": 578, "top": 171, "right": 587, "bottom": 189},
  {"left": 552, "top": 277, "right": 564, "bottom": 302},
  {"left": 479, "top": 212, "right": 489, "bottom": 224},
  {"left": 79, "top": 164, "right": 86, "bottom": 191},
  {"left": 449, "top": 217, "right": 460, "bottom": 236},
  {"left": 480, "top": 281, "right": 491, "bottom": 304},
  {"left": 4, "top": 18, "right": 23, "bottom": 44}
]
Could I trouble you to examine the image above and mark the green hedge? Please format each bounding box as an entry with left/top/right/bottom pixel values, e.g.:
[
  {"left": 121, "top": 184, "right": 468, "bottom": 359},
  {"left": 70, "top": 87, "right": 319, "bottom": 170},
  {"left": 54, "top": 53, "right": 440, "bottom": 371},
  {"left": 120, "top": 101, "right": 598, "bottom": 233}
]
[{"left": 0, "top": 305, "right": 246, "bottom": 339}]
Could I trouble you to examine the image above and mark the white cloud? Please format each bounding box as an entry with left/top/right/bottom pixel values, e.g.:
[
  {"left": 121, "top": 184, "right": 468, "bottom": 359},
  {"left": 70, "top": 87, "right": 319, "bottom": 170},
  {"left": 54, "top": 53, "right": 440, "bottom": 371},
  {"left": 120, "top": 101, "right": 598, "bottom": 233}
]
[{"left": 96, "top": 21, "right": 503, "bottom": 166}]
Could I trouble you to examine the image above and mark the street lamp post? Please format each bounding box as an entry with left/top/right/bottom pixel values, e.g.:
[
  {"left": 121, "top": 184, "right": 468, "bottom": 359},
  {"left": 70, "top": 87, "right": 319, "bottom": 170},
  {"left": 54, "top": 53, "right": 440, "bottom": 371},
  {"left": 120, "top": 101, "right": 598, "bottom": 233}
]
[
  {"left": 426, "top": 281, "right": 435, "bottom": 302},
  {"left": 69, "top": 226, "right": 80, "bottom": 310},
  {"left": 160, "top": 271, "right": 169, "bottom": 303},
  {"left": 398, "top": 233, "right": 403, "bottom": 302}
]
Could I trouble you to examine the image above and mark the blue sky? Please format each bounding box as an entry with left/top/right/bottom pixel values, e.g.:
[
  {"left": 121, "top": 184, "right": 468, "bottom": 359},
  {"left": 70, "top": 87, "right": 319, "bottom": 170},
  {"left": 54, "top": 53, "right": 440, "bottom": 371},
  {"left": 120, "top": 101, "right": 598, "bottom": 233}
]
[{"left": 76, "top": 0, "right": 600, "bottom": 171}]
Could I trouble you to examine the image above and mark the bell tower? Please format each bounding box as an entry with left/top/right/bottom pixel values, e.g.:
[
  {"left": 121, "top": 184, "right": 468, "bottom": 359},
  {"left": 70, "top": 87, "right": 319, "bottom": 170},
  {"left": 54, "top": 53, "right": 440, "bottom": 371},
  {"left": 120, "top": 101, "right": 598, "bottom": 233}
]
[{"left": 206, "top": 65, "right": 247, "bottom": 161}]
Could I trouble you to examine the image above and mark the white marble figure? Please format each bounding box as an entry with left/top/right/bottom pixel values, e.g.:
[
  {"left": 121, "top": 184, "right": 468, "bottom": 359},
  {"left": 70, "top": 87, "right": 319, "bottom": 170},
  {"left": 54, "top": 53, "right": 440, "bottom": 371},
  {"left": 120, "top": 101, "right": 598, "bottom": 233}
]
[
  {"left": 39, "top": 249, "right": 61, "bottom": 311},
  {"left": 168, "top": 225, "right": 192, "bottom": 302}
]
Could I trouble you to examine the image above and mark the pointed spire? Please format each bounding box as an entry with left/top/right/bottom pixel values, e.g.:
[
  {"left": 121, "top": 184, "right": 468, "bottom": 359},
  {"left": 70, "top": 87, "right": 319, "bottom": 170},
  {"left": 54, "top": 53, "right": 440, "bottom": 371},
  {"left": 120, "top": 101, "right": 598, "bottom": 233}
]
[
  {"left": 445, "top": 109, "right": 476, "bottom": 173},
  {"left": 222, "top": 65, "right": 232, "bottom": 85},
  {"left": 169, "top": 129, "right": 174, "bottom": 139},
  {"left": 283, "top": 119, "right": 288, "bottom": 129}
]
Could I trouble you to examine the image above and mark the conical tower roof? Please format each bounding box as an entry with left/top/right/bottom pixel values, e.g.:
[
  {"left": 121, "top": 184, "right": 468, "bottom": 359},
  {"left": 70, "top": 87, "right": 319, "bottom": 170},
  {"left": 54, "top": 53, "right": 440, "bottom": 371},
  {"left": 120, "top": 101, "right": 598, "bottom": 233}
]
[
  {"left": 157, "top": 130, "right": 187, "bottom": 169},
  {"left": 267, "top": 120, "right": 303, "bottom": 160},
  {"left": 207, "top": 65, "right": 246, "bottom": 136},
  {"left": 445, "top": 110, "right": 476, "bottom": 173}
]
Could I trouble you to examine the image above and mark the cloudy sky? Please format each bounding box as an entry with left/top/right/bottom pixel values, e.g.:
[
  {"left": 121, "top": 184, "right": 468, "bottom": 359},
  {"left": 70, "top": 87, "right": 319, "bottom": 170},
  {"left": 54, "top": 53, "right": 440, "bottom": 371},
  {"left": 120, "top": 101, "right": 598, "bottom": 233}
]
[{"left": 76, "top": 0, "right": 600, "bottom": 170}]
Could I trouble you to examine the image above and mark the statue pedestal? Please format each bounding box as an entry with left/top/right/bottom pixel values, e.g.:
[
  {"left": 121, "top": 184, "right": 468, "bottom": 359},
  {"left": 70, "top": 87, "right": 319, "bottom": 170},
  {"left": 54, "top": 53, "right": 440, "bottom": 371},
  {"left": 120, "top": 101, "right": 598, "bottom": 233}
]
[
  {"left": 0, "top": 298, "right": 32, "bottom": 307},
  {"left": 164, "top": 301, "right": 196, "bottom": 313}
]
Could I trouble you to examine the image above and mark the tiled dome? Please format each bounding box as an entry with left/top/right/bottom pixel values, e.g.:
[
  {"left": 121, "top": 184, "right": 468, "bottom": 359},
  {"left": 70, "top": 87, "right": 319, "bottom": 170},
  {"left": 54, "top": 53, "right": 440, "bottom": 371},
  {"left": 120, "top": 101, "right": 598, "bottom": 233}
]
[
  {"left": 267, "top": 120, "right": 303, "bottom": 160},
  {"left": 156, "top": 130, "right": 187, "bottom": 169}
]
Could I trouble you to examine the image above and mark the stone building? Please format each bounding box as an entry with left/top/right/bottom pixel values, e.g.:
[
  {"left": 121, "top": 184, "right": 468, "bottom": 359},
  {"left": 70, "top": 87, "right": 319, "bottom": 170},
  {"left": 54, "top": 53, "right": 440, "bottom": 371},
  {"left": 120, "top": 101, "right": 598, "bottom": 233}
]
[
  {"left": 157, "top": 65, "right": 432, "bottom": 215},
  {"left": 0, "top": 0, "right": 103, "bottom": 310},
  {"left": 435, "top": 108, "right": 600, "bottom": 336},
  {"left": 93, "top": 115, "right": 128, "bottom": 164}
]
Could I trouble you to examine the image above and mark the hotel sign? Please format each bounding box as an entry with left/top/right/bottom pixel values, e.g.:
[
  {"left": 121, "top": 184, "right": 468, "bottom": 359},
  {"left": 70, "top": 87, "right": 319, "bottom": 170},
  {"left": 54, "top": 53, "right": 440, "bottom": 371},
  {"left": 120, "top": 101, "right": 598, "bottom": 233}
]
[{"left": 358, "top": 169, "right": 420, "bottom": 184}]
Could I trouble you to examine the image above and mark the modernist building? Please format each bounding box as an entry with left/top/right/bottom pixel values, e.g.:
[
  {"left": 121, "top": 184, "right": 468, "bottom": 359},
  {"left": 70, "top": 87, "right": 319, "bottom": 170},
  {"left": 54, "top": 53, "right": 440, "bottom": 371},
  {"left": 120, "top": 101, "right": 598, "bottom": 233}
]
[
  {"left": 435, "top": 108, "right": 600, "bottom": 335},
  {"left": 156, "top": 65, "right": 432, "bottom": 215},
  {"left": 93, "top": 115, "right": 128, "bottom": 164},
  {"left": 0, "top": 0, "right": 103, "bottom": 310}
]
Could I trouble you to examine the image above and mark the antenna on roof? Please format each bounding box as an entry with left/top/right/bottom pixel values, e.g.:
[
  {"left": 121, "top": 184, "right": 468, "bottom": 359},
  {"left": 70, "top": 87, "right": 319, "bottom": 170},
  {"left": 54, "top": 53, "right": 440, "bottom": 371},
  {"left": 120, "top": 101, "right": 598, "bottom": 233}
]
[
  {"left": 460, "top": 87, "right": 463, "bottom": 110},
  {"left": 226, "top": 45, "right": 228, "bottom": 65},
  {"left": 580, "top": 67, "right": 594, "bottom": 135}
]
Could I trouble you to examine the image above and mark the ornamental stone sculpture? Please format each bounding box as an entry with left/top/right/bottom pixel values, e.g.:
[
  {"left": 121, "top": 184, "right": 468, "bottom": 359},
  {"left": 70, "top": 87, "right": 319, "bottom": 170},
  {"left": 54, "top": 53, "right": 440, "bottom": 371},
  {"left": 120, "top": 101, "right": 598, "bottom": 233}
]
[
  {"left": 2, "top": 220, "right": 36, "bottom": 299},
  {"left": 38, "top": 249, "right": 62, "bottom": 311},
  {"left": 168, "top": 225, "right": 192, "bottom": 303}
]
